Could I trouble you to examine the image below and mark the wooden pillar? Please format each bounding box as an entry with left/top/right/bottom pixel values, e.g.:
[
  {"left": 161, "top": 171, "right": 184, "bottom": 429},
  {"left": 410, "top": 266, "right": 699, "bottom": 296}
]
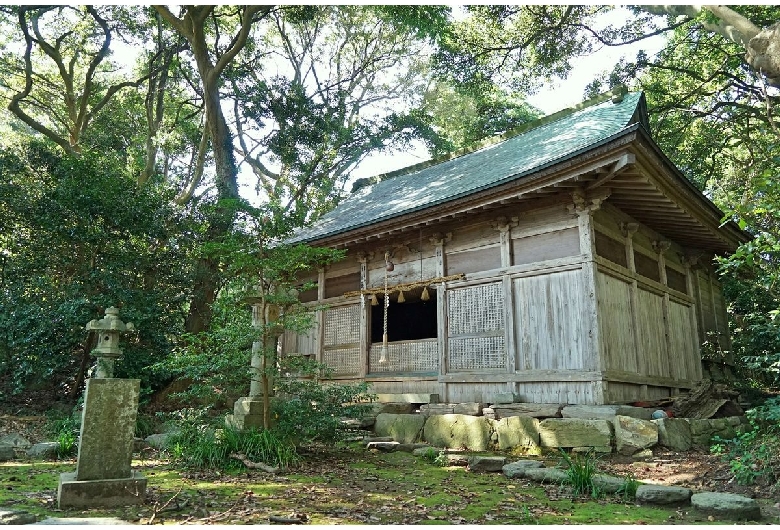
[
  {"left": 358, "top": 253, "right": 369, "bottom": 378},
  {"left": 431, "top": 233, "right": 449, "bottom": 401},
  {"left": 682, "top": 255, "right": 704, "bottom": 381},
  {"left": 621, "top": 222, "right": 641, "bottom": 375},
  {"left": 316, "top": 267, "right": 325, "bottom": 364},
  {"left": 653, "top": 240, "right": 675, "bottom": 391},
  {"left": 493, "top": 217, "right": 518, "bottom": 392},
  {"left": 571, "top": 189, "right": 609, "bottom": 403}
]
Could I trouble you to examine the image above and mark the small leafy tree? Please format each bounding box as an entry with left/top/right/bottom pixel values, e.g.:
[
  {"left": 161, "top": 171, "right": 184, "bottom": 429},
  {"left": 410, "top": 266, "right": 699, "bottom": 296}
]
[{"left": 155, "top": 199, "right": 373, "bottom": 442}]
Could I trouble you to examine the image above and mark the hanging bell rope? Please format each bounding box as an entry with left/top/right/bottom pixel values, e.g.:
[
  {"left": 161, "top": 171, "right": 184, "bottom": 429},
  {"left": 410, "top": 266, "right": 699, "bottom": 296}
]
[{"left": 379, "top": 251, "right": 391, "bottom": 363}]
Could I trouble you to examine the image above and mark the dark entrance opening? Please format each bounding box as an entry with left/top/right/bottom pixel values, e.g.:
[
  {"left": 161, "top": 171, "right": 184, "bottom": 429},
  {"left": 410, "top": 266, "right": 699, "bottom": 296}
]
[{"left": 371, "top": 296, "right": 437, "bottom": 342}]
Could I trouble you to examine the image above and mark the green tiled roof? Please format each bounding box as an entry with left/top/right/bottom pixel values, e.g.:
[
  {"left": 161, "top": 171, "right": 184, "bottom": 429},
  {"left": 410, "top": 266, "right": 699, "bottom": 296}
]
[{"left": 289, "top": 91, "right": 646, "bottom": 244}]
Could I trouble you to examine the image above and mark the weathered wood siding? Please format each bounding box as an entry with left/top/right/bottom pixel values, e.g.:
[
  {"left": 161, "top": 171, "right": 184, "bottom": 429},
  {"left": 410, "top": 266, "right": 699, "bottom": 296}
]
[
  {"left": 596, "top": 272, "right": 637, "bottom": 373},
  {"left": 593, "top": 204, "right": 704, "bottom": 400},
  {"left": 513, "top": 269, "right": 591, "bottom": 371}
]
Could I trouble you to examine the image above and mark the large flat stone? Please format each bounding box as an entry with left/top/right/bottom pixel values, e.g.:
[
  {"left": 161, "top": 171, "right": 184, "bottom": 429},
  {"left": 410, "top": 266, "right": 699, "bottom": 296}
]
[
  {"left": 57, "top": 471, "right": 147, "bottom": 509},
  {"left": 1, "top": 509, "right": 36, "bottom": 525},
  {"left": 76, "top": 378, "right": 140, "bottom": 481},
  {"left": 0, "top": 444, "right": 15, "bottom": 461},
  {"left": 374, "top": 413, "right": 425, "bottom": 444},
  {"left": 613, "top": 416, "right": 658, "bottom": 456},
  {"left": 652, "top": 418, "right": 692, "bottom": 451},
  {"left": 538, "top": 418, "right": 613, "bottom": 448},
  {"left": 468, "top": 455, "right": 507, "bottom": 472},
  {"left": 562, "top": 405, "right": 652, "bottom": 420},
  {"left": 690, "top": 492, "right": 762, "bottom": 520},
  {"left": 375, "top": 393, "right": 439, "bottom": 404},
  {"left": 494, "top": 416, "right": 540, "bottom": 450},
  {"left": 523, "top": 467, "right": 569, "bottom": 484},
  {"left": 423, "top": 414, "right": 491, "bottom": 451},
  {"left": 636, "top": 485, "right": 692, "bottom": 505},
  {"left": 493, "top": 403, "right": 563, "bottom": 419},
  {"left": 0, "top": 433, "right": 31, "bottom": 448},
  {"left": 27, "top": 442, "right": 59, "bottom": 459},
  {"left": 502, "top": 460, "right": 545, "bottom": 479}
]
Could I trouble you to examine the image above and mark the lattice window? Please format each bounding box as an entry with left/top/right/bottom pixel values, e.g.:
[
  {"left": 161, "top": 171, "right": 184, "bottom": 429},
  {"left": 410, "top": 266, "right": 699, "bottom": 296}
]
[
  {"left": 323, "top": 304, "right": 360, "bottom": 346},
  {"left": 369, "top": 339, "right": 439, "bottom": 373},
  {"left": 322, "top": 347, "right": 361, "bottom": 376},
  {"left": 447, "top": 282, "right": 506, "bottom": 371},
  {"left": 449, "top": 336, "right": 506, "bottom": 371},
  {"left": 447, "top": 282, "right": 505, "bottom": 335}
]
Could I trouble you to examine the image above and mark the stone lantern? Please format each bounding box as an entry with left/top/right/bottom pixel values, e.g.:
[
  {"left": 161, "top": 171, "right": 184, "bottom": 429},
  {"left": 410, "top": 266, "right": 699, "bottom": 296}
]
[
  {"left": 86, "top": 306, "right": 134, "bottom": 378},
  {"left": 58, "top": 305, "right": 145, "bottom": 509}
]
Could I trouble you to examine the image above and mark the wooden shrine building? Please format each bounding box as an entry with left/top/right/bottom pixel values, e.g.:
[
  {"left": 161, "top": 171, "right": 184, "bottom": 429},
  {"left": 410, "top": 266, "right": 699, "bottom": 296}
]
[{"left": 283, "top": 90, "right": 749, "bottom": 405}]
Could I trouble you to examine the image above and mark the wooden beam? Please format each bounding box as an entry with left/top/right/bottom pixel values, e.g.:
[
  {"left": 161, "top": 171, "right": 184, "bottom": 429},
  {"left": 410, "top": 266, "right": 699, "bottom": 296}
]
[
  {"left": 438, "top": 370, "right": 602, "bottom": 383},
  {"left": 587, "top": 153, "right": 636, "bottom": 190}
]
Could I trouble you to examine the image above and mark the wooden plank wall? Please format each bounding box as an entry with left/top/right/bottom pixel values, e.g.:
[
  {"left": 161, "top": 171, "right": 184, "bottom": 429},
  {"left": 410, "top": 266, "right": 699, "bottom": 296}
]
[
  {"left": 513, "top": 269, "right": 592, "bottom": 371},
  {"left": 592, "top": 205, "right": 704, "bottom": 399}
]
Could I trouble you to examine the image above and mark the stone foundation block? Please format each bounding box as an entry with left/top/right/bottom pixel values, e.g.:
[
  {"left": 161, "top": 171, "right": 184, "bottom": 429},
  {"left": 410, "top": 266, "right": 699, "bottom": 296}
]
[
  {"left": 453, "top": 402, "right": 484, "bottom": 416},
  {"left": 375, "top": 393, "right": 439, "bottom": 404},
  {"left": 653, "top": 418, "right": 692, "bottom": 451},
  {"left": 613, "top": 416, "right": 658, "bottom": 455},
  {"left": 377, "top": 403, "right": 415, "bottom": 415},
  {"left": 538, "top": 418, "right": 613, "bottom": 448},
  {"left": 58, "top": 471, "right": 147, "bottom": 508},
  {"left": 423, "top": 414, "right": 491, "bottom": 451},
  {"left": 374, "top": 413, "right": 425, "bottom": 444},
  {"left": 493, "top": 403, "right": 563, "bottom": 419},
  {"left": 420, "top": 404, "right": 455, "bottom": 416},
  {"left": 494, "top": 416, "right": 540, "bottom": 450},
  {"left": 562, "top": 405, "right": 652, "bottom": 420}
]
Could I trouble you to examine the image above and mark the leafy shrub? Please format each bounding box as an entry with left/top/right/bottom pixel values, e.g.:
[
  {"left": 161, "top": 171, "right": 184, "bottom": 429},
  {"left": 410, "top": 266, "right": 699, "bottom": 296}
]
[
  {"left": 711, "top": 396, "right": 780, "bottom": 491},
  {"left": 270, "top": 354, "right": 376, "bottom": 445}
]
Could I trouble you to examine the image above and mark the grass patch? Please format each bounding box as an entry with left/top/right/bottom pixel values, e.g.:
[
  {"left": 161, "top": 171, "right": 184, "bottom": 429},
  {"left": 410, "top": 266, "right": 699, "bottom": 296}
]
[{"left": 0, "top": 446, "right": 722, "bottom": 525}]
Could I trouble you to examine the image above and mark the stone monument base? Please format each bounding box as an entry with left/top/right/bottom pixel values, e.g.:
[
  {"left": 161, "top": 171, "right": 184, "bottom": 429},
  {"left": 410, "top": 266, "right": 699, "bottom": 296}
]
[
  {"left": 58, "top": 471, "right": 147, "bottom": 508},
  {"left": 225, "top": 396, "right": 278, "bottom": 430}
]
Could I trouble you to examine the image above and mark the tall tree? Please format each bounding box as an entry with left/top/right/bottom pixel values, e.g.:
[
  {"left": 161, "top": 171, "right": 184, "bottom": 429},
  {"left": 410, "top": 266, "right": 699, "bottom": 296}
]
[
  {"left": 0, "top": 6, "right": 152, "bottom": 154},
  {"left": 229, "top": 6, "right": 440, "bottom": 221},
  {"left": 152, "top": 5, "right": 274, "bottom": 334}
]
